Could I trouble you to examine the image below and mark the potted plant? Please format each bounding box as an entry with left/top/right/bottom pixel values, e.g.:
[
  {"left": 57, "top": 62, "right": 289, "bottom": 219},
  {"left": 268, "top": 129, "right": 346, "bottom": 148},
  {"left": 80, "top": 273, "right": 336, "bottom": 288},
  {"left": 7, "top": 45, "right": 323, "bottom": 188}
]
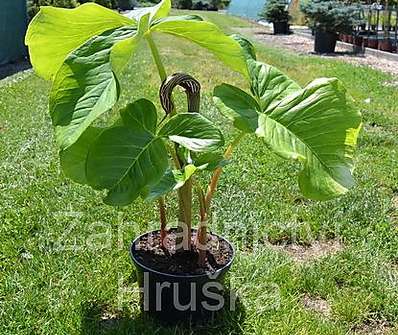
[
  {"left": 353, "top": 34, "right": 364, "bottom": 54},
  {"left": 26, "top": 0, "right": 362, "bottom": 320},
  {"left": 379, "top": 17, "right": 393, "bottom": 52},
  {"left": 259, "top": 0, "right": 290, "bottom": 35},
  {"left": 208, "top": 0, "right": 222, "bottom": 11},
  {"left": 301, "top": 0, "right": 363, "bottom": 53},
  {"left": 172, "top": 0, "right": 193, "bottom": 9},
  {"left": 368, "top": 37, "right": 379, "bottom": 49},
  {"left": 117, "top": 0, "right": 135, "bottom": 11},
  {"left": 378, "top": 38, "right": 393, "bottom": 52}
]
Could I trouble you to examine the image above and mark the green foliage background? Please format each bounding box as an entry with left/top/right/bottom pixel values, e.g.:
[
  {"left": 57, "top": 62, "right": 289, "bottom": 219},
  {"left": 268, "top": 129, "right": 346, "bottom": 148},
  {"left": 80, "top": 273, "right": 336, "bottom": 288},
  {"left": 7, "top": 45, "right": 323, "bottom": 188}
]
[
  {"left": 300, "top": 0, "right": 363, "bottom": 33},
  {"left": 28, "top": 0, "right": 230, "bottom": 21},
  {"left": 259, "top": 0, "right": 290, "bottom": 23}
]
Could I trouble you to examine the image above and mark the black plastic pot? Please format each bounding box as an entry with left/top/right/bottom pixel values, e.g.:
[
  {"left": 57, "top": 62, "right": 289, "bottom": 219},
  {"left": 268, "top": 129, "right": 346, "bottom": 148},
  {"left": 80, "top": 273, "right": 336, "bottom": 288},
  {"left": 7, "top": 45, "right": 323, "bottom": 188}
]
[
  {"left": 378, "top": 39, "right": 393, "bottom": 52},
  {"left": 117, "top": 0, "right": 134, "bottom": 10},
  {"left": 130, "top": 229, "right": 235, "bottom": 321},
  {"left": 353, "top": 36, "right": 364, "bottom": 54},
  {"left": 314, "top": 31, "right": 337, "bottom": 54},
  {"left": 368, "top": 38, "right": 379, "bottom": 49},
  {"left": 273, "top": 21, "right": 289, "bottom": 35}
]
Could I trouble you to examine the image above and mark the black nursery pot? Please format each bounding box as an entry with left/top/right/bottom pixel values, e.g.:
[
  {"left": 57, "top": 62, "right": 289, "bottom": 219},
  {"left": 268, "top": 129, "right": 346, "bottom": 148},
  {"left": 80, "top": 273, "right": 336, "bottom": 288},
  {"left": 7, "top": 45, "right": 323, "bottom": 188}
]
[
  {"left": 130, "top": 230, "right": 235, "bottom": 321},
  {"left": 314, "top": 31, "right": 337, "bottom": 54},
  {"left": 117, "top": 0, "right": 134, "bottom": 10},
  {"left": 273, "top": 21, "right": 289, "bottom": 35}
]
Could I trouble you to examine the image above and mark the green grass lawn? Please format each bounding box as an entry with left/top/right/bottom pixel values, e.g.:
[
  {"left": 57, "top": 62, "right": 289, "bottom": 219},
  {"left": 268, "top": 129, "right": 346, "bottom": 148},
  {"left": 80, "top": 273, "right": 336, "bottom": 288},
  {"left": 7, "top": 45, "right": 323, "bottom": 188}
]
[{"left": 1, "top": 11, "right": 398, "bottom": 335}]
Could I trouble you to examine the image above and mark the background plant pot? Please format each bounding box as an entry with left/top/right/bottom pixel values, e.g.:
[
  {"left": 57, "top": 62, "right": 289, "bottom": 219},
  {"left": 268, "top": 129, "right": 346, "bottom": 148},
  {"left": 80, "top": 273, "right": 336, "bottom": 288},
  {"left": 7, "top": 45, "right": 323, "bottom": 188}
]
[
  {"left": 117, "top": 0, "right": 134, "bottom": 10},
  {"left": 353, "top": 36, "right": 364, "bottom": 54},
  {"left": 130, "top": 229, "right": 235, "bottom": 321},
  {"left": 367, "top": 38, "right": 379, "bottom": 49},
  {"left": 353, "top": 36, "right": 363, "bottom": 47},
  {"left": 378, "top": 39, "right": 393, "bottom": 52},
  {"left": 273, "top": 21, "right": 289, "bottom": 35},
  {"left": 314, "top": 31, "right": 337, "bottom": 53}
]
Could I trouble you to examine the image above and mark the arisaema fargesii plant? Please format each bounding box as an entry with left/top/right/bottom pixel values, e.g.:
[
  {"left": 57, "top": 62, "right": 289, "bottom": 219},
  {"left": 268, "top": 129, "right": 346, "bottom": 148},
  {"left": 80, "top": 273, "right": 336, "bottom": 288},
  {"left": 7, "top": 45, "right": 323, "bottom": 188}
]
[{"left": 26, "top": 0, "right": 361, "bottom": 267}]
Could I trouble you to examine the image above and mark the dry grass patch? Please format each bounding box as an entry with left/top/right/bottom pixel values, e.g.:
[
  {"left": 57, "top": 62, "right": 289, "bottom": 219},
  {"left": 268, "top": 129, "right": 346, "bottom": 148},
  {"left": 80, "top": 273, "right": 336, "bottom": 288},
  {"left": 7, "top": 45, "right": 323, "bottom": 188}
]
[
  {"left": 352, "top": 320, "right": 395, "bottom": 335},
  {"left": 390, "top": 195, "right": 398, "bottom": 223},
  {"left": 392, "top": 195, "right": 398, "bottom": 210},
  {"left": 268, "top": 240, "right": 344, "bottom": 263},
  {"left": 301, "top": 294, "right": 331, "bottom": 317}
]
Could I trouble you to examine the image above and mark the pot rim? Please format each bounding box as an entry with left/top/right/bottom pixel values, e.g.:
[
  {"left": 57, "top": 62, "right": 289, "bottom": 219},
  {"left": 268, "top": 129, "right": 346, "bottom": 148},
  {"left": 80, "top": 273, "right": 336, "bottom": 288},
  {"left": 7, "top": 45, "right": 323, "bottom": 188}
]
[{"left": 129, "top": 229, "right": 235, "bottom": 280}]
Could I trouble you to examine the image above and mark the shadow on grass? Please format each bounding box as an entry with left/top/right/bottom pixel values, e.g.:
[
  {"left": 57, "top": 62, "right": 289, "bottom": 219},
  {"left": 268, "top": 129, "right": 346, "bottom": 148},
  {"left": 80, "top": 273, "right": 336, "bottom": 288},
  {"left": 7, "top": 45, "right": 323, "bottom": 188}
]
[
  {"left": 80, "top": 291, "right": 246, "bottom": 335},
  {"left": 309, "top": 51, "right": 365, "bottom": 58},
  {"left": 0, "top": 60, "right": 31, "bottom": 80}
]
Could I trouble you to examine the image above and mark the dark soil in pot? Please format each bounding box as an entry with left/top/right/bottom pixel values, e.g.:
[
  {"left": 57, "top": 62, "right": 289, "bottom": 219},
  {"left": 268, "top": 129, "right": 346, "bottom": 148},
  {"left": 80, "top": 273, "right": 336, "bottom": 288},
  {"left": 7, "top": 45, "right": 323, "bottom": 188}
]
[
  {"left": 130, "top": 229, "right": 235, "bottom": 321},
  {"left": 134, "top": 230, "right": 233, "bottom": 274}
]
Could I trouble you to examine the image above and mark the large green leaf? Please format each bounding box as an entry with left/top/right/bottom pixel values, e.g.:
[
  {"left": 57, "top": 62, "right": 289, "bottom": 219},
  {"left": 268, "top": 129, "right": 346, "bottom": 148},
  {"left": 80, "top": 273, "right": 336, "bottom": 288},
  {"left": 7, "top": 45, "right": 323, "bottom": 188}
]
[
  {"left": 248, "top": 60, "right": 301, "bottom": 112},
  {"left": 228, "top": 35, "right": 301, "bottom": 112},
  {"left": 87, "top": 126, "right": 168, "bottom": 206},
  {"left": 59, "top": 127, "right": 104, "bottom": 185},
  {"left": 128, "top": 0, "right": 171, "bottom": 22},
  {"left": 51, "top": 26, "right": 139, "bottom": 150},
  {"left": 159, "top": 113, "right": 224, "bottom": 152},
  {"left": 143, "top": 164, "right": 198, "bottom": 202},
  {"left": 120, "top": 99, "right": 158, "bottom": 133},
  {"left": 151, "top": 17, "right": 248, "bottom": 77},
  {"left": 213, "top": 84, "right": 260, "bottom": 133},
  {"left": 110, "top": 13, "right": 149, "bottom": 75},
  {"left": 151, "top": 14, "right": 204, "bottom": 25},
  {"left": 26, "top": 3, "right": 134, "bottom": 81},
  {"left": 256, "top": 78, "right": 362, "bottom": 200},
  {"left": 231, "top": 34, "right": 257, "bottom": 61}
]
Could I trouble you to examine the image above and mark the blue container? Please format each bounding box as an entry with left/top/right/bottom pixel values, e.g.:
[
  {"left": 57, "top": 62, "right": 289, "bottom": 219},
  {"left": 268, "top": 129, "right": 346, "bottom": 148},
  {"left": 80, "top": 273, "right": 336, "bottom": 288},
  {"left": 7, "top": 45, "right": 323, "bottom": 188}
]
[{"left": 0, "top": 0, "right": 28, "bottom": 65}]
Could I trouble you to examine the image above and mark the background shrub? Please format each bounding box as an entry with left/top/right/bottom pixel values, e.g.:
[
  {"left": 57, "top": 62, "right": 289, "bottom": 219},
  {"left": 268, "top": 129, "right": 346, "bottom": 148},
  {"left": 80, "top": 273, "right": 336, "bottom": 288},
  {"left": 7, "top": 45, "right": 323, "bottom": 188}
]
[
  {"left": 79, "top": 0, "right": 117, "bottom": 9},
  {"left": 301, "top": 0, "right": 363, "bottom": 34},
  {"left": 27, "top": 0, "right": 230, "bottom": 22},
  {"left": 260, "top": 0, "right": 290, "bottom": 23},
  {"left": 27, "top": 0, "right": 79, "bottom": 21},
  {"left": 175, "top": 0, "right": 229, "bottom": 11},
  {"left": 28, "top": 0, "right": 137, "bottom": 21},
  {"left": 117, "top": 0, "right": 136, "bottom": 10},
  {"left": 172, "top": 0, "right": 193, "bottom": 9}
]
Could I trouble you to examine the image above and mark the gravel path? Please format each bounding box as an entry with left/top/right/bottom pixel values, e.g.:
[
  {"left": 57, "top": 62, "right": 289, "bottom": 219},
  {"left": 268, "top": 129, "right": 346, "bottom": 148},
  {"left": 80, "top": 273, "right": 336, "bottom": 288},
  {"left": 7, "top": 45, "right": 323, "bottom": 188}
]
[{"left": 235, "top": 27, "right": 398, "bottom": 78}]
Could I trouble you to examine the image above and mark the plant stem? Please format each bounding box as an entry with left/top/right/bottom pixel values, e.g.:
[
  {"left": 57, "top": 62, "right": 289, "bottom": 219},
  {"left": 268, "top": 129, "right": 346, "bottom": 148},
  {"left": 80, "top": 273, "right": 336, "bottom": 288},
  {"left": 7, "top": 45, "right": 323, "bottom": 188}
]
[
  {"left": 195, "top": 182, "right": 207, "bottom": 266},
  {"left": 205, "top": 133, "right": 245, "bottom": 211},
  {"left": 147, "top": 34, "right": 169, "bottom": 242},
  {"left": 158, "top": 197, "right": 167, "bottom": 247},
  {"left": 146, "top": 35, "right": 167, "bottom": 82},
  {"left": 177, "top": 179, "right": 193, "bottom": 252},
  {"left": 146, "top": 33, "right": 192, "bottom": 251}
]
